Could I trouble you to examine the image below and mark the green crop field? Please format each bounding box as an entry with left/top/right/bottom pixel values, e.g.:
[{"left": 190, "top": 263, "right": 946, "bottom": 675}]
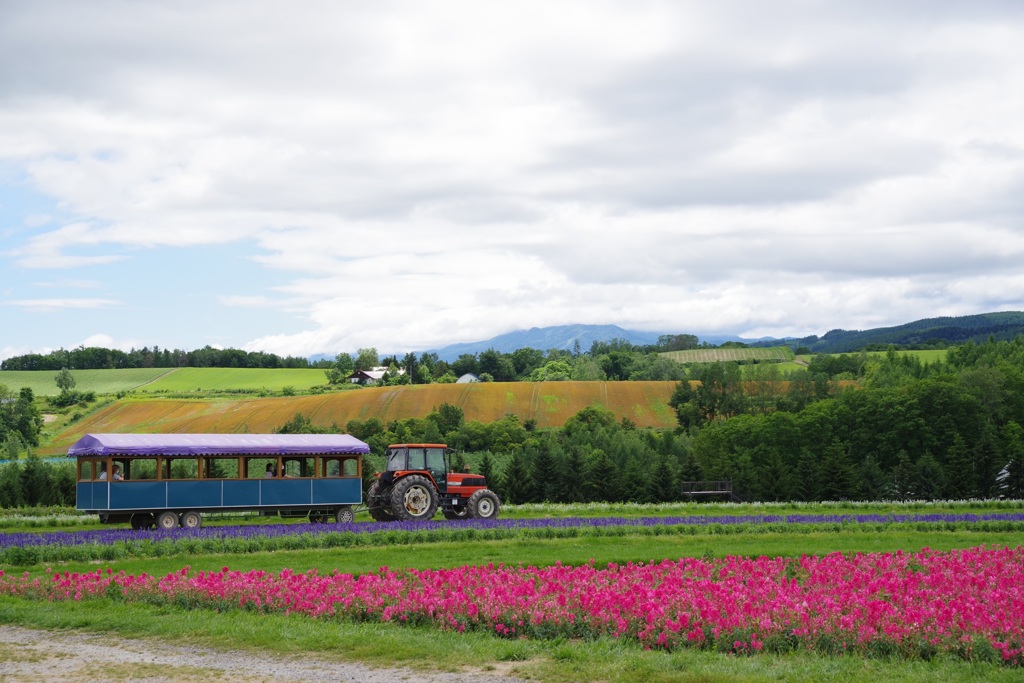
[
  {"left": 0, "top": 368, "right": 173, "bottom": 397},
  {"left": 864, "top": 348, "right": 949, "bottom": 363},
  {"left": 660, "top": 346, "right": 794, "bottom": 364},
  {"left": 138, "top": 367, "right": 327, "bottom": 393},
  {"left": 0, "top": 367, "right": 328, "bottom": 397}
]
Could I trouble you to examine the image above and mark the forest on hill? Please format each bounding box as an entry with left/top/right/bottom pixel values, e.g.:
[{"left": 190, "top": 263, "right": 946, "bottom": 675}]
[
  {"left": 5, "top": 336, "right": 1024, "bottom": 509},
  {"left": 768, "top": 311, "right": 1024, "bottom": 353}
]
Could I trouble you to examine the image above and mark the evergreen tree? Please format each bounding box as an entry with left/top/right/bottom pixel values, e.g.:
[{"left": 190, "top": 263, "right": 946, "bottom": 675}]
[
  {"left": 499, "top": 450, "right": 531, "bottom": 504},
  {"left": 450, "top": 449, "right": 467, "bottom": 473},
  {"left": 819, "top": 440, "right": 856, "bottom": 501},
  {"left": 757, "top": 450, "right": 798, "bottom": 502},
  {"left": 478, "top": 452, "right": 496, "bottom": 487},
  {"left": 527, "top": 445, "right": 559, "bottom": 502},
  {"left": 621, "top": 455, "right": 649, "bottom": 503},
  {"left": 582, "top": 449, "right": 622, "bottom": 503},
  {"left": 677, "top": 451, "right": 703, "bottom": 483},
  {"left": 999, "top": 422, "right": 1024, "bottom": 499},
  {"left": 973, "top": 427, "right": 1002, "bottom": 498},
  {"left": 858, "top": 454, "right": 890, "bottom": 500},
  {"left": 555, "top": 446, "right": 586, "bottom": 503},
  {"left": 943, "top": 434, "right": 975, "bottom": 499},
  {"left": 18, "top": 455, "right": 53, "bottom": 506},
  {"left": 0, "top": 461, "right": 24, "bottom": 507},
  {"left": 647, "top": 450, "right": 677, "bottom": 503},
  {"left": 795, "top": 447, "right": 822, "bottom": 501},
  {"left": 913, "top": 452, "right": 946, "bottom": 501},
  {"left": 892, "top": 449, "right": 916, "bottom": 499}
]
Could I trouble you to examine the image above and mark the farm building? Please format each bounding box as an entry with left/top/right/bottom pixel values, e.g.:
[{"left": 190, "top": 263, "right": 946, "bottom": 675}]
[{"left": 348, "top": 366, "right": 405, "bottom": 386}]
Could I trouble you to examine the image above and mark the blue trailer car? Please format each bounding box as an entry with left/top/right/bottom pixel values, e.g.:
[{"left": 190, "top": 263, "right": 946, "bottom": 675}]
[{"left": 70, "top": 433, "right": 369, "bottom": 529}]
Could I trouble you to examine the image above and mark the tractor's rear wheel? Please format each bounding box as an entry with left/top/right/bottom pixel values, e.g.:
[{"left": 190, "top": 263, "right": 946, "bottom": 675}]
[
  {"left": 389, "top": 475, "right": 438, "bottom": 521},
  {"left": 367, "top": 480, "right": 394, "bottom": 521},
  {"left": 468, "top": 489, "right": 500, "bottom": 519}
]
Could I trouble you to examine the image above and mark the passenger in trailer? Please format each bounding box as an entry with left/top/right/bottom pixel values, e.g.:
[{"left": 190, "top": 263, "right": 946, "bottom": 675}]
[
  {"left": 265, "top": 463, "right": 276, "bottom": 477},
  {"left": 98, "top": 464, "right": 123, "bottom": 481}
]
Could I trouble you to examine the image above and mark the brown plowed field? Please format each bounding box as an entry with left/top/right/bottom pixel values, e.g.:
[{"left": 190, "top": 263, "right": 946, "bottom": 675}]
[{"left": 42, "top": 381, "right": 680, "bottom": 455}]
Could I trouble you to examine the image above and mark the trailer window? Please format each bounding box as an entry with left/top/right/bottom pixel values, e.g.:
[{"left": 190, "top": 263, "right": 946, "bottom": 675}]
[
  {"left": 80, "top": 460, "right": 96, "bottom": 481},
  {"left": 127, "top": 458, "right": 158, "bottom": 480},
  {"left": 323, "top": 457, "right": 358, "bottom": 477},
  {"left": 247, "top": 457, "right": 279, "bottom": 479},
  {"left": 283, "top": 457, "right": 315, "bottom": 478},
  {"left": 203, "top": 457, "right": 240, "bottom": 479},
  {"left": 164, "top": 458, "right": 198, "bottom": 480}
]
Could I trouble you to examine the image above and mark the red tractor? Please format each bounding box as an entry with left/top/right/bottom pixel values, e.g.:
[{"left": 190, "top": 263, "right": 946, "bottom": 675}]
[{"left": 366, "top": 443, "right": 500, "bottom": 521}]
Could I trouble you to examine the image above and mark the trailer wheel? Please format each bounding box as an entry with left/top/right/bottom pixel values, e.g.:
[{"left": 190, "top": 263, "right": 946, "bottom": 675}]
[
  {"left": 180, "top": 510, "right": 202, "bottom": 529},
  {"left": 367, "top": 480, "right": 394, "bottom": 521},
  {"left": 389, "top": 475, "right": 438, "bottom": 520},
  {"left": 468, "top": 489, "right": 500, "bottom": 519},
  {"left": 335, "top": 506, "right": 355, "bottom": 524},
  {"left": 156, "top": 511, "right": 179, "bottom": 530}
]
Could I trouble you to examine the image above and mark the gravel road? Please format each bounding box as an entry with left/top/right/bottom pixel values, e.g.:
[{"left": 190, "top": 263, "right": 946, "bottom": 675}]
[{"left": 0, "top": 624, "right": 530, "bottom": 683}]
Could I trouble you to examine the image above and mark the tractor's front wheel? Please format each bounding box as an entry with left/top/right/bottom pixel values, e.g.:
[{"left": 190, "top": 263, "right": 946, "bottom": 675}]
[
  {"left": 367, "top": 480, "right": 394, "bottom": 521},
  {"left": 468, "top": 489, "right": 501, "bottom": 519},
  {"left": 389, "top": 475, "right": 438, "bottom": 521}
]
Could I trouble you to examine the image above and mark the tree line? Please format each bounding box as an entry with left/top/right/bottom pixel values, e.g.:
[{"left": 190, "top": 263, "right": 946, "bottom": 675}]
[
  {"left": 325, "top": 334, "right": 705, "bottom": 385},
  {"left": 0, "top": 345, "right": 318, "bottom": 371}
]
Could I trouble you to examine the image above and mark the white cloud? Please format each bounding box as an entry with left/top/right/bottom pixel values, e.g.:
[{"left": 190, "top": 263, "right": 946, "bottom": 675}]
[
  {"left": 2, "top": 1, "right": 1024, "bottom": 356},
  {"left": 6, "top": 298, "right": 120, "bottom": 311}
]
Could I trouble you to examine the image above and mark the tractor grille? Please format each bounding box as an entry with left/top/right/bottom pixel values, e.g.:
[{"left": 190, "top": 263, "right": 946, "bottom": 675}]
[{"left": 460, "top": 476, "right": 486, "bottom": 487}]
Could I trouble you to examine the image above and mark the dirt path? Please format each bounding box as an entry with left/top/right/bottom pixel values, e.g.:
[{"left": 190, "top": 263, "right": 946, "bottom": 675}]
[{"left": 0, "top": 625, "right": 529, "bottom": 683}]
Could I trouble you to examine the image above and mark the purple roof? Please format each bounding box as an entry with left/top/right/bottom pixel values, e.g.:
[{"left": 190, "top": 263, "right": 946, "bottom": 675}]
[{"left": 68, "top": 433, "right": 370, "bottom": 457}]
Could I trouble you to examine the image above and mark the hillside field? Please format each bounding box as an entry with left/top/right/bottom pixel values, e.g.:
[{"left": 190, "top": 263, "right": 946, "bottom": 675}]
[
  {"left": 0, "top": 367, "right": 328, "bottom": 397},
  {"left": 0, "top": 368, "right": 174, "bottom": 397},
  {"left": 40, "top": 381, "right": 681, "bottom": 455},
  {"left": 660, "top": 346, "right": 794, "bottom": 363}
]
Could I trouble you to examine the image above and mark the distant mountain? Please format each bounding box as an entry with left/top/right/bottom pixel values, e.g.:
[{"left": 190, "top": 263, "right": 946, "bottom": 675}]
[
  {"left": 753, "top": 311, "right": 1024, "bottom": 354},
  {"left": 429, "top": 324, "right": 664, "bottom": 361},
  {"left": 309, "top": 312, "right": 1024, "bottom": 364},
  {"left": 307, "top": 324, "right": 748, "bottom": 364}
]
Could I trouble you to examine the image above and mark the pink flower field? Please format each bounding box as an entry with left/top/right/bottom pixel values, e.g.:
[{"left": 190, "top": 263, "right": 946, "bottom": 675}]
[{"left": 2, "top": 545, "right": 1022, "bottom": 664}]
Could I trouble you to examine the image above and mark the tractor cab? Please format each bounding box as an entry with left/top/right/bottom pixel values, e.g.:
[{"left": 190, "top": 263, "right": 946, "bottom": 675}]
[{"left": 383, "top": 444, "right": 448, "bottom": 488}]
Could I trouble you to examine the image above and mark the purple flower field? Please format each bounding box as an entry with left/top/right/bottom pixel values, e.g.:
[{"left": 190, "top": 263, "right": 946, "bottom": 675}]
[{"left": 3, "top": 512, "right": 1024, "bottom": 551}]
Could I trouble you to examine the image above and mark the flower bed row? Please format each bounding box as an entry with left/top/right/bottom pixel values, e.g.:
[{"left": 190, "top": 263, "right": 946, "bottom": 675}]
[
  {"left": 2, "top": 546, "right": 1022, "bottom": 664},
  {"left": 3, "top": 513, "right": 1024, "bottom": 565}
]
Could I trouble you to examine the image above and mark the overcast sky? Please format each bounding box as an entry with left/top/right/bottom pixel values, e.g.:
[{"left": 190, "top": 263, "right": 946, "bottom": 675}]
[{"left": 2, "top": 1, "right": 1024, "bottom": 361}]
